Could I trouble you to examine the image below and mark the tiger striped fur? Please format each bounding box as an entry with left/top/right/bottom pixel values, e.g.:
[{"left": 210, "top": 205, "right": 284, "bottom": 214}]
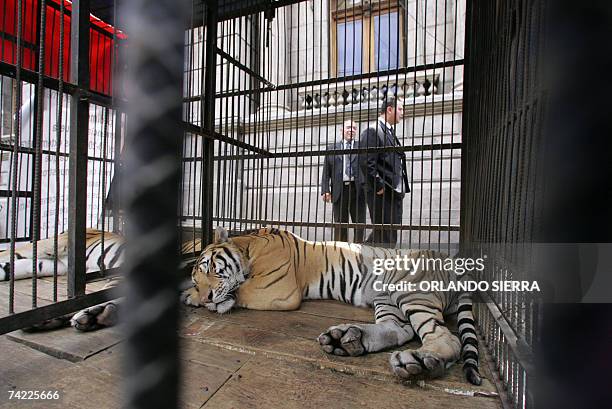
[
  {"left": 0, "top": 229, "right": 125, "bottom": 331},
  {"left": 182, "top": 227, "right": 482, "bottom": 385},
  {"left": 0, "top": 229, "right": 124, "bottom": 282}
]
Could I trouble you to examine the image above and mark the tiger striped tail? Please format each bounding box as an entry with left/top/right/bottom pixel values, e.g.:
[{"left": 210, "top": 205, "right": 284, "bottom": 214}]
[{"left": 457, "top": 290, "right": 482, "bottom": 385}]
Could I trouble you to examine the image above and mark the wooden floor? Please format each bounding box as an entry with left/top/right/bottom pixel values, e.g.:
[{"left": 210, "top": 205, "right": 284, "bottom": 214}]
[{"left": 1, "top": 278, "right": 504, "bottom": 409}]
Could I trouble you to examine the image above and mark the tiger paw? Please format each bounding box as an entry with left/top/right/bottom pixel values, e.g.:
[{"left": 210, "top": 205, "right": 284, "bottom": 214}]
[
  {"left": 71, "top": 303, "right": 119, "bottom": 331},
  {"left": 181, "top": 287, "right": 201, "bottom": 307},
  {"left": 318, "top": 324, "right": 366, "bottom": 357},
  {"left": 389, "top": 350, "right": 445, "bottom": 380}
]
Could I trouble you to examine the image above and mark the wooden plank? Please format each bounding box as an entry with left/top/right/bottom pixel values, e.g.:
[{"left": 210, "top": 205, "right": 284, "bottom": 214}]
[
  {"left": 181, "top": 338, "right": 251, "bottom": 373},
  {"left": 12, "top": 278, "right": 67, "bottom": 305},
  {"left": 199, "top": 307, "right": 368, "bottom": 341},
  {"left": 293, "top": 300, "right": 373, "bottom": 322},
  {"left": 41, "top": 363, "right": 121, "bottom": 409},
  {"left": 181, "top": 309, "right": 500, "bottom": 397},
  {"left": 6, "top": 325, "right": 122, "bottom": 362},
  {"left": 180, "top": 360, "right": 234, "bottom": 409},
  {"left": 80, "top": 344, "right": 123, "bottom": 377},
  {"left": 180, "top": 339, "right": 254, "bottom": 408},
  {"left": 80, "top": 337, "right": 253, "bottom": 409},
  {"left": 0, "top": 283, "right": 45, "bottom": 315},
  {"left": 0, "top": 336, "right": 120, "bottom": 408},
  {"left": 0, "top": 277, "right": 110, "bottom": 318},
  {"left": 0, "top": 336, "right": 74, "bottom": 406},
  {"left": 203, "top": 356, "right": 502, "bottom": 409}
]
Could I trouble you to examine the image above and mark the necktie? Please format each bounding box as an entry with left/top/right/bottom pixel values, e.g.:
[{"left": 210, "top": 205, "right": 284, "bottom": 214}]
[
  {"left": 345, "top": 141, "right": 353, "bottom": 179},
  {"left": 389, "top": 126, "right": 405, "bottom": 194}
]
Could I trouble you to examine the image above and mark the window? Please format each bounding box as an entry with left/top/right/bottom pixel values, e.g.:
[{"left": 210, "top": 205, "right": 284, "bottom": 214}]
[
  {"left": 337, "top": 20, "right": 363, "bottom": 76},
  {"left": 331, "top": 0, "right": 405, "bottom": 76}
]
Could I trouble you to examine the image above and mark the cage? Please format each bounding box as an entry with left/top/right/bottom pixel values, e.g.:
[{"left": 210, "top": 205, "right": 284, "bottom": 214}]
[{"left": 0, "top": 1, "right": 586, "bottom": 408}]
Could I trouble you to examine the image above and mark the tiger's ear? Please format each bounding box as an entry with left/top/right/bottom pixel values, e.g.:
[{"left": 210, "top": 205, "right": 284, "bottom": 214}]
[{"left": 214, "top": 226, "right": 229, "bottom": 244}]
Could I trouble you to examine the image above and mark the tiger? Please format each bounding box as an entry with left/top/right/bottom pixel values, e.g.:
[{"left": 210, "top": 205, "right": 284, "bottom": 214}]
[
  {"left": 0, "top": 229, "right": 125, "bottom": 282},
  {"left": 181, "top": 227, "right": 483, "bottom": 386},
  {"left": 0, "top": 229, "right": 126, "bottom": 330},
  {"left": 0, "top": 229, "right": 203, "bottom": 331}
]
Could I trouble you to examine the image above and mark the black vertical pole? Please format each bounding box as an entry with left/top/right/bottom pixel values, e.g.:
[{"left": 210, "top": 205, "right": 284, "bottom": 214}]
[
  {"left": 535, "top": 1, "right": 612, "bottom": 408},
  {"left": 67, "top": 0, "right": 90, "bottom": 298},
  {"left": 202, "top": 1, "right": 218, "bottom": 245},
  {"left": 121, "top": 0, "right": 187, "bottom": 408}
]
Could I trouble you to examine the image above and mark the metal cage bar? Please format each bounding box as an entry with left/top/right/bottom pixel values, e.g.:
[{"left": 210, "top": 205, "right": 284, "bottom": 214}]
[
  {"left": 0, "top": 0, "right": 126, "bottom": 334},
  {"left": 180, "top": 0, "right": 466, "bottom": 252},
  {"left": 461, "top": 1, "right": 545, "bottom": 408}
]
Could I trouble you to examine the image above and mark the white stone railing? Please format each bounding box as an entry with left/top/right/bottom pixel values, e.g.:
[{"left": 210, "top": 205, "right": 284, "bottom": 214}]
[{"left": 297, "top": 71, "right": 440, "bottom": 110}]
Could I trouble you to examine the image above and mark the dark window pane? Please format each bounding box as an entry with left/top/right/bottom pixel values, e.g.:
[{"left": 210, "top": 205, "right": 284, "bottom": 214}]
[
  {"left": 374, "top": 12, "right": 399, "bottom": 71},
  {"left": 337, "top": 20, "right": 363, "bottom": 76}
]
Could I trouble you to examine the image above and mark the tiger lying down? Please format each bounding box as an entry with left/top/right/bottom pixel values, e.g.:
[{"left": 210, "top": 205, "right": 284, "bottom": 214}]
[
  {"left": 0, "top": 227, "right": 482, "bottom": 385},
  {"left": 182, "top": 227, "right": 482, "bottom": 385},
  {"left": 0, "top": 229, "right": 202, "bottom": 331},
  {"left": 0, "top": 229, "right": 127, "bottom": 330}
]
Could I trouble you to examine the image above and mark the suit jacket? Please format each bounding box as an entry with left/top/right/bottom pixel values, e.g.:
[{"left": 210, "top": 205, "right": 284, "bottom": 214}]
[
  {"left": 358, "top": 121, "right": 410, "bottom": 197},
  {"left": 321, "top": 141, "right": 365, "bottom": 203}
]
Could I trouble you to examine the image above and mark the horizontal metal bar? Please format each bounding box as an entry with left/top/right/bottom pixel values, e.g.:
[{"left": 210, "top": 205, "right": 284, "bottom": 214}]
[
  {"left": 44, "top": 0, "right": 124, "bottom": 40},
  {"left": 477, "top": 290, "right": 536, "bottom": 378},
  {"left": 180, "top": 130, "right": 461, "bottom": 159},
  {"left": 0, "top": 237, "right": 31, "bottom": 244},
  {"left": 183, "top": 121, "right": 273, "bottom": 157},
  {"left": 212, "top": 59, "right": 464, "bottom": 99},
  {"left": 218, "top": 0, "right": 305, "bottom": 22},
  {"left": 0, "top": 31, "right": 38, "bottom": 51},
  {"left": 204, "top": 217, "right": 460, "bottom": 232},
  {"left": 216, "top": 46, "right": 274, "bottom": 88},
  {"left": 222, "top": 142, "right": 462, "bottom": 160},
  {"left": 0, "top": 60, "right": 124, "bottom": 108},
  {"left": 0, "top": 190, "right": 32, "bottom": 198},
  {"left": 84, "top": 268, "right": 121, "bottom": 283},
  {"left": 0, "top": 287, "right": 115, "bottom": 335},
  {"left": 0, "top": 144, "right": 116, "bottom": 164}
]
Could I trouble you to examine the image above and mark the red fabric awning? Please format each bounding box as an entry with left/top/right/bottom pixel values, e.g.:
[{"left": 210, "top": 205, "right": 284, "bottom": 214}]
[{"left": 0, "top": 0, "right": 126, "bottom": 96}]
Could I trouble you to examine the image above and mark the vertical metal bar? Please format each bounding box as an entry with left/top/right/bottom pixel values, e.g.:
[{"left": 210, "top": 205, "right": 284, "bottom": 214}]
[
  {"left": 201, "top": 1, "right": 218, "bottom": 245},
  {"left": 112, "top": 109, "right": 123, "bottom": 232},
  {"left": 112, "top": 0, "right": 123, "bottom": 234},
  {"left": 121, "top": 0, "right": 186, "bottom": 407},
  {"left": 67, "top": 0, "right": 90, "bottom": 298},
  {"left": 31, "top": 0, "right": 47, "bottom": 307},
  {"left": 9, "top": 0, "right": 24, "bottom": 315}
]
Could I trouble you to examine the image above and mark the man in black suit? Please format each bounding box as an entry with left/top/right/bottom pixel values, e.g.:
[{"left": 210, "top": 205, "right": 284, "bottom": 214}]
[
  {"left": 320, "top": 119, "right": 366, "bottom": 243},
  {"left": 358, "top": 97, "right": 410, "bottom": 248}
]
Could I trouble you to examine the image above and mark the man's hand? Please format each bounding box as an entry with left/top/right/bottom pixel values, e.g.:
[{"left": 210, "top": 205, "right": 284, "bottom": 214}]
[
  {"left": 322, "top": 193, "right": 332, "bottom": 202},
  {"left": 376, "top": 188, "right": 384, "bottom": 195}
]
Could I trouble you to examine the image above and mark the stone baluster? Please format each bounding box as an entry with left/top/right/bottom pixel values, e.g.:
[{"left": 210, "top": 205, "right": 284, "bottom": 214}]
[
  {"left": 416, "top": 81, "right": 427, "bottom": 96},
  {"left": 361, "top": 88, "right": 369, "bottom": 103},
  {"left": 346, "top": 89, "right": 354, "bottom": 104},
  {"left": 404, "top": 82, "right": 415, "bottom": 98},
  {"left": 323, "top": 92, "right": 330, "bottom": 107},
  {"left": 329, "top": 91, "right": 337, "bottom": 107},
  {"left": 397, "top": 82, "right": 405, "bottom": 99},
  {"left": 369, "top": 87, "right": 379, "bottom": 102}
]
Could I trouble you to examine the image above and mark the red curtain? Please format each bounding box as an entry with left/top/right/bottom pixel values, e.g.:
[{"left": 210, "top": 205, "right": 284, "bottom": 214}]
[{"left": 0, "top": 0, "right": 126, "bottom": 96}]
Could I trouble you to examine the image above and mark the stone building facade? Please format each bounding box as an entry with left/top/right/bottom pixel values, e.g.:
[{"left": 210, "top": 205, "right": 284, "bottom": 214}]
[{"left": 181, "top": 0, "right": 466, "bottom": 250}]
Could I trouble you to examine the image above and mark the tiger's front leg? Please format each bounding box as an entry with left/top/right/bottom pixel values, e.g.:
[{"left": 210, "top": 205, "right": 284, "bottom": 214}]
[{"left": 318, "top": 294, "right": 415, "bottom": 356}]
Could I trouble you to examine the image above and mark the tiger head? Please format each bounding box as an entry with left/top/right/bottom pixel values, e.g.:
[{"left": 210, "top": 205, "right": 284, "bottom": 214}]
[{"left": 190, "top": 227, "right": 249, "bottom": 314}]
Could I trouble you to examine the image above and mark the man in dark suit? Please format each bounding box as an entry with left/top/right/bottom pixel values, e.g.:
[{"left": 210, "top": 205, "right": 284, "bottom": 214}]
[
  {"left": 358, "top": 97, "right": 409, "bottom": 248},
  {"left": 320, "top": 119, "right": 366, "bottom": 242}
]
